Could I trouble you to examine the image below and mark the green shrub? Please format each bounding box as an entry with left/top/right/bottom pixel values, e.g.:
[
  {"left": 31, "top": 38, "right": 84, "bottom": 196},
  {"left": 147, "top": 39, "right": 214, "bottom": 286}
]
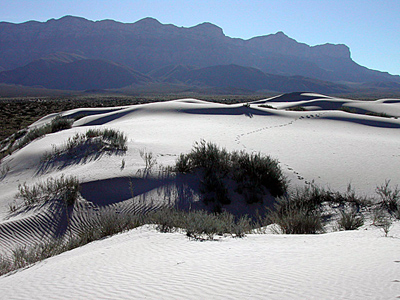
[{"left": 16, "top": 175, "right": 80, "bottom": 207}]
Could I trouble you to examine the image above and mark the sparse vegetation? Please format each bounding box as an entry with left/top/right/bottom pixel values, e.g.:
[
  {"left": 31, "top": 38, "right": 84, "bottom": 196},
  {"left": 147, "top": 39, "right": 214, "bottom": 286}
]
[
  {"left": 258, "top": 104, "right": 276, "bottom": 109},
  {"left": 42, "top": 128, "right": 127, "bottom": 163},
  {"left": 366, "top": 111, "right": 393, "bottom": 118},
  {"left": 139, "top": 149, "right": 157, "bottom": 174},
  {"left": 376, "top": 180, "right": 400, "bottom": 218},
  {"left": 268, "top": 184, "right": 369, "bottom": 234},
  {"left": 0, "top": 207, "right": 259, "bottom": 276},
  {"left": 340, "top": 106, "right": 358, "bottom": 114},
  {"left": 1, "top": 116, "right": 73, "bottom": 160},
  {"left": 175, "top": 140, "right": 287, "bottom": 207},
  {"left": 337, "top": 209, "right": 364, "bottom": 230},
  {"left": 15, "top": 175, "right": 80, "bottom": 208},
  {"left": 286, "top": 106, "right": 307, "bottom": 111},
  {"left": 149, "top": 208, "right": 254, "bottom": 239},
  {"left": 269, "top": 192, "right": 323, "bottom": 234}
]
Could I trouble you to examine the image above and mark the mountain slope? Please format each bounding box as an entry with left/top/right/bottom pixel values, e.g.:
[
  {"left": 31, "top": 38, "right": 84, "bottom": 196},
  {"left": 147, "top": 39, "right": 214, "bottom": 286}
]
[
  {"left": 0, "top": 16, "right": 398, "bottom": 84},
  {"left": 150, "top": 64, "right": 351, "bottom": 94},
  {"left": 0, "top": 54, "right": 151, "bottom": 90}
]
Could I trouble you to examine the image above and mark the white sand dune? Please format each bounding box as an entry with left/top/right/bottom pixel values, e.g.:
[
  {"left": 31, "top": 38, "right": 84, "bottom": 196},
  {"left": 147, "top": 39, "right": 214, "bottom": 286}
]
[
  {"left": 1, "top": 93, "right": 400, "bottom": 298},
  {"left": 1, "top": 225, "right": 399, "bottom": 300}
]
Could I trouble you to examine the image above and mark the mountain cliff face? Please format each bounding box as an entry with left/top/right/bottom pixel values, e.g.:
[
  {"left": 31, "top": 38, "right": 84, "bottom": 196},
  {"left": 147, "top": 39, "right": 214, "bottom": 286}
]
[{"left": 0, "top": 16, "right": 398, "bottom": 85}]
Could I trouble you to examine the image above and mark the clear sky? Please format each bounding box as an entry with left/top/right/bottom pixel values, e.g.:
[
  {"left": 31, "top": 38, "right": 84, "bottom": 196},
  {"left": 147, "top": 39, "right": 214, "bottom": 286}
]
[{"left": 1, "top": 0, "right": 399, "bottom": 75}]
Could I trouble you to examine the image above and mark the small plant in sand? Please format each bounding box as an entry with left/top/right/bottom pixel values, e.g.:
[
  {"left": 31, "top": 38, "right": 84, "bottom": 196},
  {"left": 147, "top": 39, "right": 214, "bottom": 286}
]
[
  {"left": 286, "top": 106, "right": 306, "bottom": 111},
  {"left": 15, "top": 175, "right": 80, "bottom": 207},
  {"left": 43, "top": 128, "right": 127, "bottom": 162},
  {"left": 269, "top": 192, "right": 323, "bottom": 234},
  {"left": 139, "top": 149, "right": 157, "bottom": 174},
  {"left": 258, "top": 104, "right": 276, "bottom": 109},
  {"left": 0, "top": 162, "right": 10, "bottom": 178},
  {"left": 337, "top": 209, "right": 364, "bottom": 231},
  {"left": 376, "top": 180, "right": 400, "bottom": 217}
]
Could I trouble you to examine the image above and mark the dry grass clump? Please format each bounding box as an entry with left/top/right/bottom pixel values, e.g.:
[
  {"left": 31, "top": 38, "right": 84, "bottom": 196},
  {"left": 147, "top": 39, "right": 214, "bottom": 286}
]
[
  {"left": 43, "top": 128, "right": 127, "bottom": 163},
  {"left": 286, "top": 106, "right": 306, "bottom": 111},
  {"left": 149, "top": 208, "right": 255, "bottom": 239},
  {"left": 269, "top": 184, "right": 368, "bottom": 234},
  {"left": 15, "top": 175, "right": 80, "bottom": 208},
  {"left": 337, "top": 209, "right": 364, "bottom": 231},
  {"left": 376, "top": 180, "right": 400, "bottom": 218},
  {"left": 1, "top": 116, "right": 73, "bottom": 160}
]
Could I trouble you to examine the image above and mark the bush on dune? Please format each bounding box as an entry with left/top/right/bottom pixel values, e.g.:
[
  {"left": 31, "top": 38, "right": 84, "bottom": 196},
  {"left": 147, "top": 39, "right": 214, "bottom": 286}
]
[
  {"left": 337, "top": 209, "right": 364, "bottom": 231},
  {"left": 149, "top": 207, "right": 254, "bottom": 239},
  {"left": 269, "top": 184, "right": 369, "bottom": 234},
  {"left": 175, "top": 140, "right": 287, "bottom": 207},
  {"left": 43, "top": 128, "right": 127, "bottom": 163},
  {"left": 15, "top": 175, "right": 80, "bottom": 208},
  {"left": 1, "top": 116, "right": 73, "bottom": 160}
]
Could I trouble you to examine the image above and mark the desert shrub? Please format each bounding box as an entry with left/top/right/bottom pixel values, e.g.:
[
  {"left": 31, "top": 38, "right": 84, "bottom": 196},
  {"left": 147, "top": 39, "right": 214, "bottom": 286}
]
[
  {"left": 231, "top": 151, "right": 286, "bottom": 199},
  {"left": 139, "top": 149, "right": 157, "bottom": 174},
  {"left": 175, "top": 141, "right": 287, "bottom": 206},
  {"left": 77, "top": 211, "right": 142, "bottom": 244},
  {"left": 43, "top": 128, "right": 127, "bottom": 162},
  {"left": 269, "top": 193, "right": 323, "bottom": 234},
  {"left": 340, "top": 106, "right": 358, "bottom": 114},
  {"left": 286, "top": 106, "right": 306, "bottom": 111},
  {"left": 16, "top": 175, "right": 80, "bottom": 207},
  {"left": 200, "top": 170, "right": 230, "bottom": 205},
  {"left": 182, "top": 140, "right": 230, "bottom": 172},
  {"left": 337, "top": 209, "right": 364, "bottom": 230},
  {"left": 366, "top": 111, "right": 392, "bottom": 118},
  {"left": 84, "top": 128, "right": 127, "bottom": 151},
  {"left": 175, "top": 153, "right": 192, "bottom": 173},
  {"left": 149, "top": 208, "right": 253, "bottom": 240},
  {"left": 10, "top": 116, "right": 73, "bottom": 154},
  {"left": 376, "top": 180, "right": 400, "bottom": 216},
  {"left": 258, "top": 104, "right": 276, "bottom": 109},
  {"left": 49, "top": 116, "right": 74, "bottom": 133},
  {"left": 268, "top": 184, "right": 371, "bottom": 234}
]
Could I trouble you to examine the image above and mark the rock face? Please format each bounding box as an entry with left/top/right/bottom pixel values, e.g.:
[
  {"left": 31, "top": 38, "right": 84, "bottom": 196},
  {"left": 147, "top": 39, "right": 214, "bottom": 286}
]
[{"left": 0, "top": 15, "right": 399, "bottom": 88}]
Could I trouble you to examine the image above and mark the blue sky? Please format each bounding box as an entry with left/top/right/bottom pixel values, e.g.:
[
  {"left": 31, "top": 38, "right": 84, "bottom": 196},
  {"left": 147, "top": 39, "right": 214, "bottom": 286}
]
[{"left": 1, "top": 0, "right": 399, "bottom": 76}]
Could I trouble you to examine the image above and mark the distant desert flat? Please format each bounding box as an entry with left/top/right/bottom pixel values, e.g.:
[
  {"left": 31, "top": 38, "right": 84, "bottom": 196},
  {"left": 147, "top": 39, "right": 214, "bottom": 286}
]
[{"left": 0, "top": 92, "right": 400, "bottom": 299}]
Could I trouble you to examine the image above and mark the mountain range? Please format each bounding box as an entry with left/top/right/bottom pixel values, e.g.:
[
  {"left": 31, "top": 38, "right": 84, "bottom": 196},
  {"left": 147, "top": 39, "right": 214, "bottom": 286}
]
[{"left": 0, "top": 16, "right": 399, "bottom": 95}]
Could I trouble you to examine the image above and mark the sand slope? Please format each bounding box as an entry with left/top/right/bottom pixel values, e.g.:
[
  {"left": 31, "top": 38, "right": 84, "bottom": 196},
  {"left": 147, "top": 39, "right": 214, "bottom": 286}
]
[{"left": 1, "top": 225, "right": 399, "bottom": 300}]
